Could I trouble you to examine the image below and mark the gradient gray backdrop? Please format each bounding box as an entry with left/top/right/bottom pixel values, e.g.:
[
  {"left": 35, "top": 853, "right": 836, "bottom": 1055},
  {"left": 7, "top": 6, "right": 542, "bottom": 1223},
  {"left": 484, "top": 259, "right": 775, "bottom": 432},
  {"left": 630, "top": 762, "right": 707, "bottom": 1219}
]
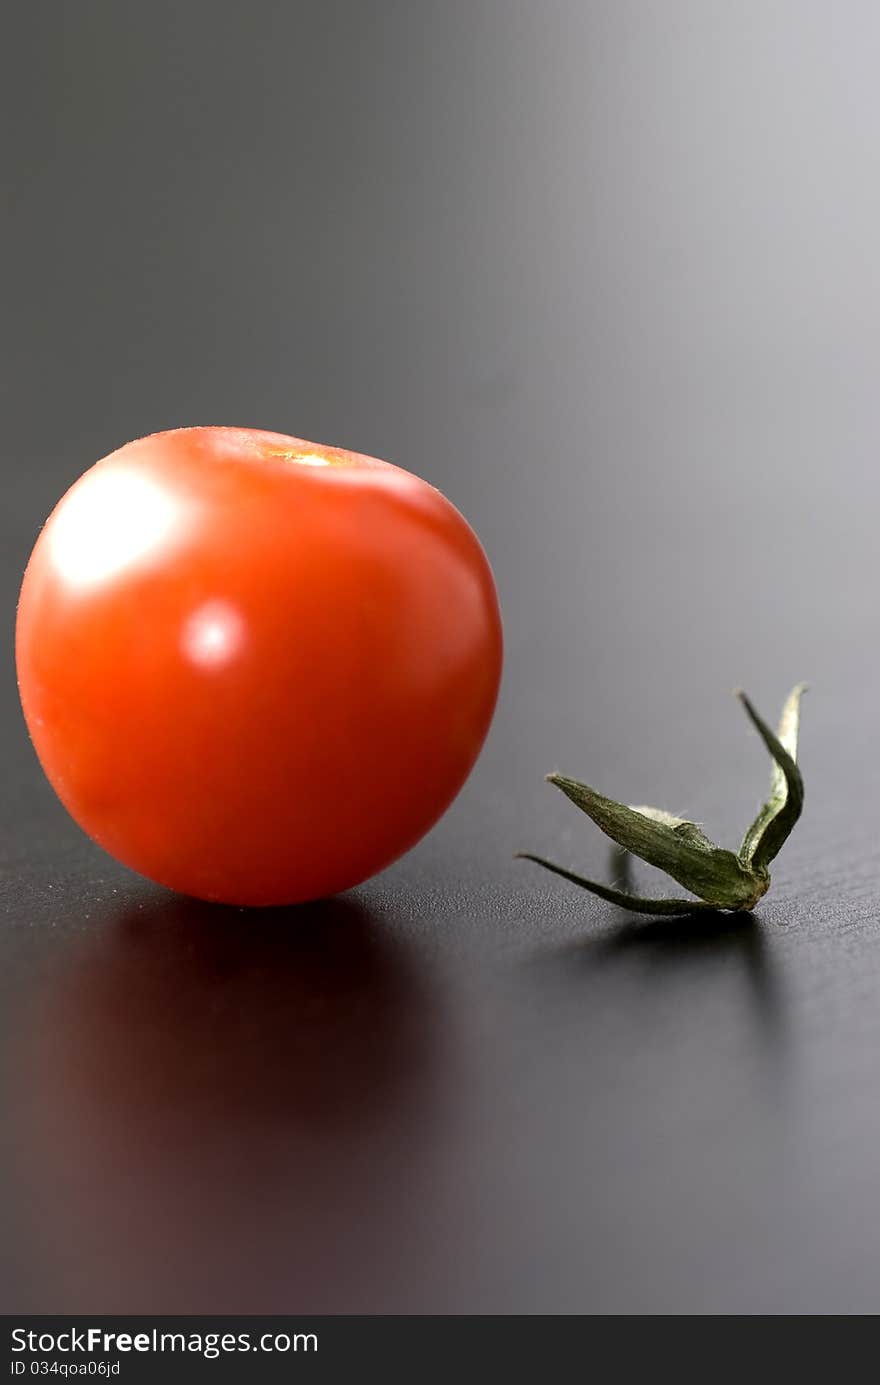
[{"left": 3, "top": 1, "right": 880, "bottom": 1313}]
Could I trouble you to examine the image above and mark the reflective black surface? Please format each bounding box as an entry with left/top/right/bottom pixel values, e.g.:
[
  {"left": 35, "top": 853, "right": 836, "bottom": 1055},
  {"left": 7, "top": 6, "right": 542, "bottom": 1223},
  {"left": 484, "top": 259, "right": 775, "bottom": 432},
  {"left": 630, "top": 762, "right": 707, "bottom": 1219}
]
[{"left": 4, "top": 1, "right": 880, "bottom": 1313}]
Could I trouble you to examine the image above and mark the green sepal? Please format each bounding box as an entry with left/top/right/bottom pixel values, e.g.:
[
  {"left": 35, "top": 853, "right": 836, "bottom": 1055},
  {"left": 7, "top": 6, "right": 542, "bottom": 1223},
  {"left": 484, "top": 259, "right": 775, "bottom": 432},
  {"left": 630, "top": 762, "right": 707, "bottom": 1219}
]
[
  {"left": 546, "top": 775, "right": 760, "bottom": 910},
  {"left": 514, "top": 853, "right": 722, "bottom": 915},
  {"left": 737, "top": 684, "right": 806, "bottom": 873}
]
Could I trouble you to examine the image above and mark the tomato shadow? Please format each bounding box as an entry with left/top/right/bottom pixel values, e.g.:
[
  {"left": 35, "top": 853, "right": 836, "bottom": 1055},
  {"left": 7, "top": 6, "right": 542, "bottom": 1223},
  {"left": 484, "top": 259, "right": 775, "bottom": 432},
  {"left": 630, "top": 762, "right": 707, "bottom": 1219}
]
[
  {"left": 62, "top": 890, "right": 435, "bottom": 1129},
  {"left": 11, "top": 888, "right": 448, "bottom": 1311}
]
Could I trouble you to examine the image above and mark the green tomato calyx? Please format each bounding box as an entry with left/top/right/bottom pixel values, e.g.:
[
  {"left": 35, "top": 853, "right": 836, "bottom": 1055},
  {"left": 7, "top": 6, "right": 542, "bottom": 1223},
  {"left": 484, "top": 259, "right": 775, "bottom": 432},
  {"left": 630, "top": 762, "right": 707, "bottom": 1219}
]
[{"left": 518, "top": 684, "right": 807, "bottom": 916}]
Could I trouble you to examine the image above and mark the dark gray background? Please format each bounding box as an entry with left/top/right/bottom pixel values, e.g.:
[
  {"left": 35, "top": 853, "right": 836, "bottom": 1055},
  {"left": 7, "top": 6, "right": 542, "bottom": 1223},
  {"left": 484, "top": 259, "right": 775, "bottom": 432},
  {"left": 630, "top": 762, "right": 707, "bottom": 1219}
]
[{"left": 2, "top": 0, "right": 879, "bottom": 1314}]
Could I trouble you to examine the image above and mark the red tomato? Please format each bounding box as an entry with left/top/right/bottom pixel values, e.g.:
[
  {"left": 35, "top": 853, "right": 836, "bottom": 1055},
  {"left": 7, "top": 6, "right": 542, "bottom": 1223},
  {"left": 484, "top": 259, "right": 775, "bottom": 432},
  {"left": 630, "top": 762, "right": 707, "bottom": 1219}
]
[{"left": 16, "top": 427, "right": 502, "bottom": 905}]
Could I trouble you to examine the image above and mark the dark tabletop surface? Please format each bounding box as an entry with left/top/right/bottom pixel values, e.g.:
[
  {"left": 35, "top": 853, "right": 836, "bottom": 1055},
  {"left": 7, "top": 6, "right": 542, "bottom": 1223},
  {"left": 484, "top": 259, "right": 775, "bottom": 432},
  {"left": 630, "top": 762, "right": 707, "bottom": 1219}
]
[{"left": 3, "top": 1, "right": 880, "bottom": 1314}]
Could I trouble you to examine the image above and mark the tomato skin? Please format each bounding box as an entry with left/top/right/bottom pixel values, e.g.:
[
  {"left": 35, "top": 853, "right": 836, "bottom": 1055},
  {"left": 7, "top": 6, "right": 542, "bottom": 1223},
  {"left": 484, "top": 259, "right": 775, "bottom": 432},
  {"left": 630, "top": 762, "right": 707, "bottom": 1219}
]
[{"left": 16, "top": 427, "right": 503, "bottom": 905}]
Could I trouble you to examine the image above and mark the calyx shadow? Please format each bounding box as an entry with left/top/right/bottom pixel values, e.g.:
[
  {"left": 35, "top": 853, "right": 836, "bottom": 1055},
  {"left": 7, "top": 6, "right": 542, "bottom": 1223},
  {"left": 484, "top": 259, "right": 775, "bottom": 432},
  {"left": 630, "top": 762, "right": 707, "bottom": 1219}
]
[{"left": 544, "top": 906, "right": 783, "bottom": 1041}]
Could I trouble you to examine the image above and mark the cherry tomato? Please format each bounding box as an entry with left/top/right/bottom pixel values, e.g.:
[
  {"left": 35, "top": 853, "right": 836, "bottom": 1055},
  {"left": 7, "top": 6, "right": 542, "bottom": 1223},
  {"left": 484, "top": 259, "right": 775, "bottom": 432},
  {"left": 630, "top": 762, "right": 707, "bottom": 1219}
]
[{"left": 16, "top": 427, "right": 502, "bottom": 905}]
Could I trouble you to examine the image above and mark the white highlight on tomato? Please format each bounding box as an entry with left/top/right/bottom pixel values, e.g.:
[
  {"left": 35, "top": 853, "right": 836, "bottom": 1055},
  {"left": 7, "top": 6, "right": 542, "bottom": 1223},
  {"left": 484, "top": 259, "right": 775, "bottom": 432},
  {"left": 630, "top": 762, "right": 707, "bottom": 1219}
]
[
  {"left": 181, "top": 600, "right": 245, "bottom": 670},
  {"left": 48, "top": 468, "right": 182, "bottom": 589}
]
